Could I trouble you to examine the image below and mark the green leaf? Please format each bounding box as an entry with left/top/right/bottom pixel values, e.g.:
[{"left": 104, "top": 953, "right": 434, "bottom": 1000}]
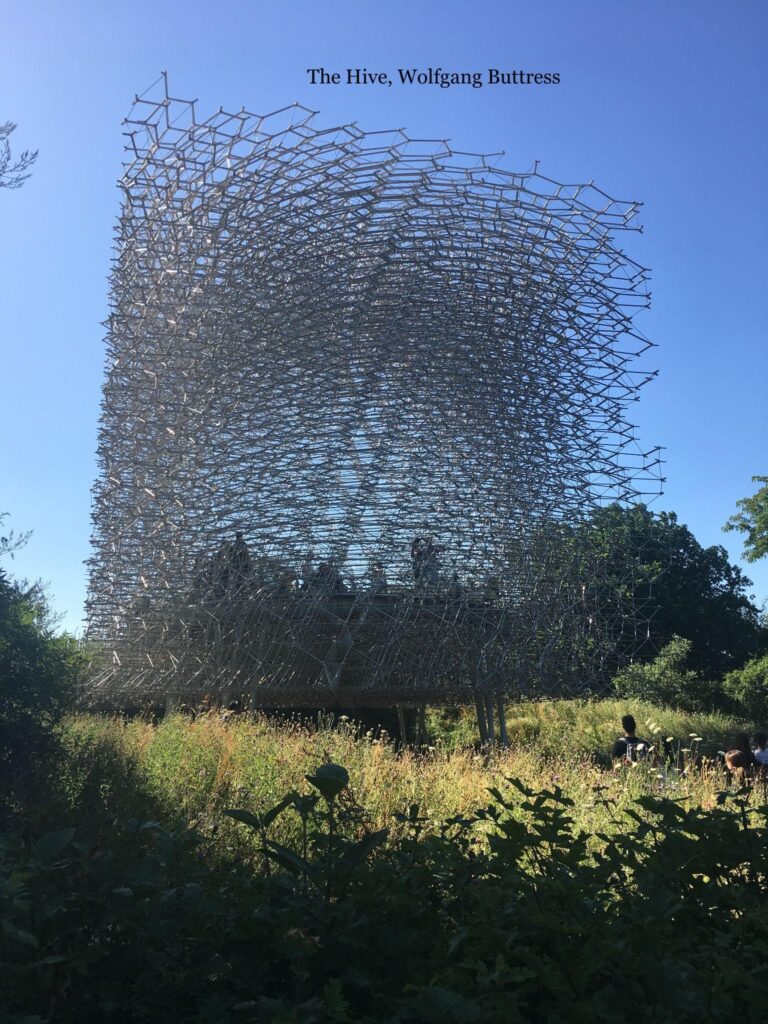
[
  {"left": 33, "top": 954, "right": 69, "bottom": 966},
  {"left": 224, "top": 808, "right": 262, "bottom": 832},
  {"left": 412, "top": 984, "right": 481, "bottom": 1023},
  {"left": 5, "top": 924, "right": 39, "bottom": 947},
  {"left": 0, "top": 833, "right": 24, "bottom": 854},
  {"left": 323, "top": 978, "right": 350, "bottom": 1021},
  {"left": 264, "top": 841, "right": 315, "bottom": 877},
  {"left": 291, "top": 792, "right": 320, "bottom": 817},
  {"left": 31, "top": 828, "right": 75, "bottom": 863},
  {"left": 340, "top": 828, "right": 389, "bottom": 871},
  {"left": 227, "top": 796, "right": 298, "bottom": 833},
  {"left": 262, "top": 795, "right": 295, "bottom": 829},
  {"left": 505, "top": 777, "right": 535, "bottom": 798},
  {"left": 447, "top": 928, "right": 468, "bottom": 956}
]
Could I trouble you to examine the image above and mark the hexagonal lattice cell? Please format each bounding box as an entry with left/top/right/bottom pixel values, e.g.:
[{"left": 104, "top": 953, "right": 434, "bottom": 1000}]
[{"left": 85, "top": 75, "right": 662, "bottom": 710}]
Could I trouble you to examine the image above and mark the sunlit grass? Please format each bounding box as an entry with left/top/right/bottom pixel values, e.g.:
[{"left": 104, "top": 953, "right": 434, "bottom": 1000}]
[{"left": 58, "top": 697, "right": 760, "bottom": 863}]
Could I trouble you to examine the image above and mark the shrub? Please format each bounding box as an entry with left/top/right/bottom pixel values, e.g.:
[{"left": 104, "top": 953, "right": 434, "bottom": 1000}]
[
  {"left": 0, "top": 526, "right": 85, "bottom": 822},
  {"left": 2, "top": 767, "right": 767, "bottom": 1023},
  {"left": 612, "top": 636, "right": 725, "bottom": 713},
  {"left": 723, "top": 654, "right": 768, "bottom": 723}
]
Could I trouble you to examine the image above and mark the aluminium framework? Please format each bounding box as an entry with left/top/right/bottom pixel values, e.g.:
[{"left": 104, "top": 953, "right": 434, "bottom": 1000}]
[{"left": 85, "top": 75, "right": 662, "bottom": 711}]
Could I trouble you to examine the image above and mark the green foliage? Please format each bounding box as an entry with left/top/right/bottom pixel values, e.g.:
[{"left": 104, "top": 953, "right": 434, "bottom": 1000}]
[
  {"left": 427, "top": 697, "right": 746, "bottom": 760},
  {"left": 56, "top": 702, "right": 756, "bottom": 862},
  {"left": 578, "top": 504, "right": 766, "bottom": 679},
  {"left": 612, "top": 636, "right": 726, "bottom": 713},
  {"left": 724, "top": 475, "right": 768, "bottom": 563},
  {"left": 0, "top": 818, "right": 218, "bottom": 1024},
  {"left": 0, "top": 517, "right": 85, "bottom": 821},
  {"left": 0, "top": 577, "right": 81, "bottom": 756},
  {"left": 2, "top": 766, "right": 768, "bottom": 1023},
  {"left": 227, "top": 763, "right": 388, "bottom": 897},
  {"left": 723, "top": 654, "right": 768, "bottom": 723}
]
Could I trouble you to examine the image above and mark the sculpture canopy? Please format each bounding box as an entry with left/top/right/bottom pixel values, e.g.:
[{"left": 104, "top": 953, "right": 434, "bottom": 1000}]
[{"left": 85, "top": 75, "right": 662, "bottom": 709}]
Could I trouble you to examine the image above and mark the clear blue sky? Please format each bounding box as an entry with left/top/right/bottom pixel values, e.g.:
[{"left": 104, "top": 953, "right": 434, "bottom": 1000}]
[{"left": 1, "top": 0, "right": 766, "bottom": 633}]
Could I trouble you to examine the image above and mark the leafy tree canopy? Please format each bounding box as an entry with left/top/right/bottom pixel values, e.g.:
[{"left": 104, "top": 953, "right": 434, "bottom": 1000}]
[
  {"left": 0, "top": 516, "right": 83, "bottom": 817},
  {"left": 722, "top": 653, "right": 768, "bottom": 723},
  {"left": 724, "top": 475, "right": 768, "bottom": 563},
  {"left": 612, "top": 636, "right": 723, "bottom": 713},
  {"left": 577, "top": 504, "right": 766, "bottom": 679}
]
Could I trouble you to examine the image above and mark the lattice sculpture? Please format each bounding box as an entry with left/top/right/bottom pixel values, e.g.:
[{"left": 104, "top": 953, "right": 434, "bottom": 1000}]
[{"left": 85, "top": 75, "right": 662, "bottom": 719}]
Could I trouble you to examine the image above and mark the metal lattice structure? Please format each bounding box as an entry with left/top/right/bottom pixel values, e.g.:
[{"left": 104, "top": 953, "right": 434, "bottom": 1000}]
[{"left": 85, "top": 75, "right": 662, "bottom": 711}]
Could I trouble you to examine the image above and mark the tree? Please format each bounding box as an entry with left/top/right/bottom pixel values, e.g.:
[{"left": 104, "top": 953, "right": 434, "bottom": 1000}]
[
  {"left": 0, "top": 516, "right": 84, "bottom": 821},
  {"left": 576, "top": 504, "right": 766, "bottom": 680},
  {"left": 724, "top": 475, "right": 768, "bottom": 563},
  {"left": 0, "top": 121, "right": 37, "bottom": 189},
  {"left": 722, "top": 654, "right": 768, "bottom": 723},
  {"left": 612, "top": 636, "right": 724, "bottom": 713}
]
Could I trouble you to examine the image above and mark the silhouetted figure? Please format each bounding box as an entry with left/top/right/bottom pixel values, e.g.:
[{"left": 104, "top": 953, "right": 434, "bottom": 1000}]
[
  {"left": 301, "top": 550, "right": 315, "bottom": 589},
  {"left": 370, "top": 560, "right": 388, "bottom": 595},
  {"left": 611, "top": 714, "right": 650, "bottom": 763},
  {"left": 212, "top": 540, "right": 231, "bottom": 597},
  {"left": 229, "top": 531, "right": 252, "bottom": 586},
  {"left": 725, "top": 733, "right": 755, "bottom": 769},
  {"left": 411, "top": 536, "right": 427, "bottom": 582},
  {"left": 725, "top": 733, "right": 756, "bottom": 779},
  {"left": 314, "top": 561, "right": 346, "bottom": 595},
  {"left": 411, "top": 535, "right": 445, "bottom": 589},
  {"left": 753, "top": 731, "right": 768, "bottom": 773},
  {"left": 276, "top": 568, "right": 296, "bottom": 594},
  {"left": 447, "top": 572, "right": 463, "bottom": 602},
  {"left": 483, "top": 575, "right": 500, "bottom": 604}
]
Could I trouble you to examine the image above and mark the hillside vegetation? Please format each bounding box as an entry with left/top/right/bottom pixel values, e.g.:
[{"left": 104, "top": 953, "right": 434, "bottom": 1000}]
[{"left": 56, "top": 700, "right": 757, "bottom": 854}]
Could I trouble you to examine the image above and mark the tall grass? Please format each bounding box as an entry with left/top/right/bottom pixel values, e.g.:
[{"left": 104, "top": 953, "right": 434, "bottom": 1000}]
[
  {"left": 427, "top": 697, "right": 749, "bottom": 757},
  {"left": 58, "top": 699, "right": 758, "bottom": 861}
]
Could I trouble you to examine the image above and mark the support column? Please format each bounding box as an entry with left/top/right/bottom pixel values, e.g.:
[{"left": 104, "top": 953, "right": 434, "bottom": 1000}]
[
  {"left": 496, "top": 694, "right": 509, "bottom": 747},
  {"left": 484, "top": 692, "right": 496, "bottom": 743},
  {"left": 474, "top": 691, "right": 489, "bottom": 745},
  {"left": 414, "top": 704, "right": 426, "bottom": 747},
  {"left": 397, "top": 704, "right": 408, "bottom": 746}
]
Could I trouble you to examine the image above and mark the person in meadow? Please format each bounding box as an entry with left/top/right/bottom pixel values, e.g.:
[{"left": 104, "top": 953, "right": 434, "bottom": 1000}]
[
  {"left": 752, "top": 731, "right": 768, "bottom": 770},
  {"left": 724, "top": 733, "right": 756, "bottom": 780},
  {"left": 611, "top": 714, "right": 650, "bottom": 764}
]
